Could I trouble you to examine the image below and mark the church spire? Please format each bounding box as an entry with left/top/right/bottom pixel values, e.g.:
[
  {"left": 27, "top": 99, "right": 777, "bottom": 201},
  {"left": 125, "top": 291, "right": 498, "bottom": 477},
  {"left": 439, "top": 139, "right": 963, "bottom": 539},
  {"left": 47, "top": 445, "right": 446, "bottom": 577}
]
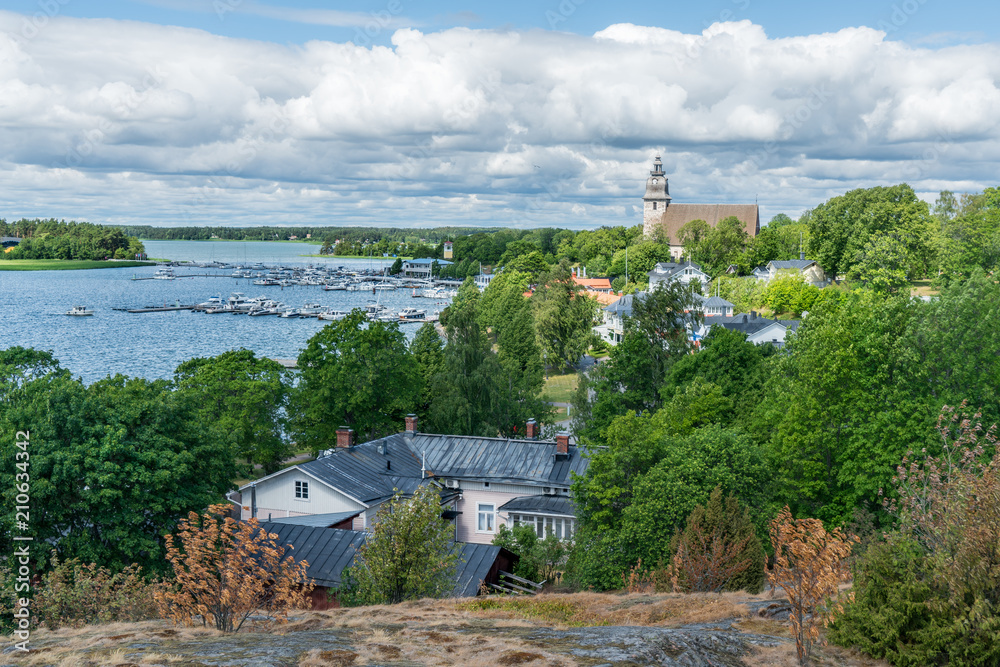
[{"left": 642, "top": 155, "right": 671, "bottom": 238}]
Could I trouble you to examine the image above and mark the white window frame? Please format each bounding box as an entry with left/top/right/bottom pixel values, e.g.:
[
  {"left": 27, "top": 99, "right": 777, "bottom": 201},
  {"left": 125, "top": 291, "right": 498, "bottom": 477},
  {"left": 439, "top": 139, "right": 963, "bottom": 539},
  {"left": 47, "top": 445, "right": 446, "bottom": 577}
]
[
  {"left": 294, "top": 480, "right": 309, "bottom": 501},
  {"left": 477, "top": 503, "right": 496, "bottom": 533}
]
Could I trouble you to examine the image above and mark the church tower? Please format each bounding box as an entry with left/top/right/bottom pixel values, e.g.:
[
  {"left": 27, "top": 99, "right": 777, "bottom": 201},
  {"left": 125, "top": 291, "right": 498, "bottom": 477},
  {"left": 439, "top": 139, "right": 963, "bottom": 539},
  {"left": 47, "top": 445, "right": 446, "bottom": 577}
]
[{"left": 642, "top": 156, "right": 671, "bottom": 238}]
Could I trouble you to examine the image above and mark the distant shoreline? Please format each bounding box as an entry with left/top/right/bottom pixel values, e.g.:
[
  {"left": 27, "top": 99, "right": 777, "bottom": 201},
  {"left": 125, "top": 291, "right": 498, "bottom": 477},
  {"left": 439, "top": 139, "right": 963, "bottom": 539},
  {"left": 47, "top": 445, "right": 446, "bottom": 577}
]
[
  {"left": 140, "top": 238, "right": 319, "bottom": 244},
  {"left": 0, "top": 259, "right": 155, "bottom": 271},
  {"left": 299, "top": 254, "right": 412, "bottom": 259}
]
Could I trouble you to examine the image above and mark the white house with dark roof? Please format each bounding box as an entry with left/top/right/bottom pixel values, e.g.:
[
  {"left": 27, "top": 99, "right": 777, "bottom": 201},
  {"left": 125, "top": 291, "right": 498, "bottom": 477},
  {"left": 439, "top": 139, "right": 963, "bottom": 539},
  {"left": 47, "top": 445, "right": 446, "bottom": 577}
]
[
  {"left": 757, "top": 253, "right": 828, "bottom": 287},
  {"left": 698, "top": 311, "right": 802, "bottom": 348},
  {"left": 648, "top": 261, "right": 710, "bottom": 289},
  {"left": 239, "top": 416, "right": 588, "bottom": 545},
  {"left": 402, "top": 257, "right": 452, "bottom": 278}
]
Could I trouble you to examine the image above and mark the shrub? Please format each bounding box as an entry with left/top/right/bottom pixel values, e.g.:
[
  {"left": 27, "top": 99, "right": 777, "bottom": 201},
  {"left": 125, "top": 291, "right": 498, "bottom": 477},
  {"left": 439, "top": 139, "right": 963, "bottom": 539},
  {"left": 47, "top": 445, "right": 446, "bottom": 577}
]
[
  {"left": 492, "top": 525, "right": 568, "bottom": 585},
  {"left": 34, "top": 552, "right": 159, "bottom": 630},
  {"left": 668, "top": 486, "right": 765, "bottom": 594},
  {"left": 768, "top": 506, "right": 856, "bottom": 666},
  {"left": 157, "top": 504, "right": 312, "bottom": 633},
  {"left": 830, "top": 405, "right": 1000, "bottom": 666}
]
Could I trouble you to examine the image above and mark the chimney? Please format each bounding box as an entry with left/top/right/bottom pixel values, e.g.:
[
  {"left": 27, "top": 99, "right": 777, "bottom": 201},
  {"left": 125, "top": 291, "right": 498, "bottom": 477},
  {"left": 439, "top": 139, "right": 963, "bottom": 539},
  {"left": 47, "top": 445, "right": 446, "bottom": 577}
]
[
  {"left": 336, "top": 426, "right": 355, "bottom": 448},
  {"left": 526, "top": 419, "right": 539, "bottom": 440},
  {"left": 583, "top": 266, "right": 587, "bottom": 278},
  {"left": 555, "top": 432, "right": 570, "bottom": 458},
  {"left": 800, "top": 250, "right": 806, "bottom": 261},
  {"left": 405, "top": 414, "right": 418, "bottom": 434},
  {"left": 750, "top": 310, "right": 756, "bottom": 320}
]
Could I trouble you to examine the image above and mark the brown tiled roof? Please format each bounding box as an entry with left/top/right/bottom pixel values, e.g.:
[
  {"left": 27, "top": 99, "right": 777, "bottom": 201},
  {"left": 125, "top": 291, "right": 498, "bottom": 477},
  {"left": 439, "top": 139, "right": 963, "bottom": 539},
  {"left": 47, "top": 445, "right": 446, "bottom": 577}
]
[
  {"left": 572, "top": 276, "right": 613, "bottom": 290},
  {"left": 654, "top": 204, "right": 760, "bottom": 244}
]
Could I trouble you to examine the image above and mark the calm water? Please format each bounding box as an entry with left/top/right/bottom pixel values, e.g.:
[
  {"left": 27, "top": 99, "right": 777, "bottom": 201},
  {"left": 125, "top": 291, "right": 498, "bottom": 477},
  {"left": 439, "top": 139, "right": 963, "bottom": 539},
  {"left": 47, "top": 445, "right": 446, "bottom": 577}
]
[{"left": 0, "top": 241, "right": 440, "bottom": 383}]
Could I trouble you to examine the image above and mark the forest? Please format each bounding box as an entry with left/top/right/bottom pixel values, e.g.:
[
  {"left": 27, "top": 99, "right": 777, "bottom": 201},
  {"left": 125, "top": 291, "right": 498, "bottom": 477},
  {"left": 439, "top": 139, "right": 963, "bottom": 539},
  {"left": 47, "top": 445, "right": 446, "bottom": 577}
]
[{"left": 0, "top": 219, "right": 145, "bottom": 261}]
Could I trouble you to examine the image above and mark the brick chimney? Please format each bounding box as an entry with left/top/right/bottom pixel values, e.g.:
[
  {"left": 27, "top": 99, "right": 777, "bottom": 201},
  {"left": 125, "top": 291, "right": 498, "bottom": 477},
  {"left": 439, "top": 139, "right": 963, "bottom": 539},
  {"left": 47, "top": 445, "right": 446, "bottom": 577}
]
[
  {"left": 525, "top": 418, "right": 539, "bottom": 440},
  {"left": 555, "top": 432, "right": 570, "bottom": 458},
  {"left": 405, "top": 414, "right": 418, "bottom": 434},
  {"left": 336, "top": 426, "right": 355, "bottom": 449}
]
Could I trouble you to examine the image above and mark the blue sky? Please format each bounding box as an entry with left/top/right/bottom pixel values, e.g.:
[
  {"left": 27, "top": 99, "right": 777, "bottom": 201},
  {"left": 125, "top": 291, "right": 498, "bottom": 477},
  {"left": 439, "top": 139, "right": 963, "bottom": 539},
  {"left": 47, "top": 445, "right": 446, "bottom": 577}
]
[
  {"left": 8, "top": 0, "right": 996, "bottom": 47},
  {"left": 0, "top": 1, "right": 998, "bottom": 228}
]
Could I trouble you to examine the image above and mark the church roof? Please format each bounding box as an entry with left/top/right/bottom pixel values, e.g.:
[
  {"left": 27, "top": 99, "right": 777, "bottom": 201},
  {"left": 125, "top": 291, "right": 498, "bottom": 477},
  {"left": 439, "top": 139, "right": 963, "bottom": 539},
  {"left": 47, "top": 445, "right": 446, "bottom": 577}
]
[{"left": 655, "top": 204, "right": 760, "bottom": 244}]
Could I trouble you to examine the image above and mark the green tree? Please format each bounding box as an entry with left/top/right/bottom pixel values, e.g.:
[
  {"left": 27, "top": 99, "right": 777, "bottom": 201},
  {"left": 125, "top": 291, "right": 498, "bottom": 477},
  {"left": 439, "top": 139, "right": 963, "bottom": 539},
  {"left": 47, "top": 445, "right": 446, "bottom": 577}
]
[
  {"left": 533, "top": 260, "right": 600, "bottom": 371},
  {"left": 410, "top": 322, "right": 445, "bottom": 416},
  {"left": 345, "top": 485, "right": 459, "bottom": 604},
  {"left": 847, "top": 233, "right": 911, "bottom": 294},
  {"left": 389, "top": 257, "right": 403, "bottom": 275},
  {"left": 0, "top": 369, "right": 235, "bottom": 574},
  {"left": 807, "top": 184, "right": 934, "bottom": 279},
  {"left": 669, "top": 486, "right": 766, "bottom": 594},
  {"left": 427, "top": 280, "right": 549, "bottom": 437},
  {"left": 583, "top": 281, "right": 702, "bottom": 437},
  {"left": 608, "top": 241, "right": 671, "bottom": 279},
  {"left": 290, "top": 310, "right": 419, "bottom": 451},
  {"left": 173, "top": 349, "right": 291, "bottom": 474},
  {"left": 503, "top": 250, "right": 549, "bottom": 279}
]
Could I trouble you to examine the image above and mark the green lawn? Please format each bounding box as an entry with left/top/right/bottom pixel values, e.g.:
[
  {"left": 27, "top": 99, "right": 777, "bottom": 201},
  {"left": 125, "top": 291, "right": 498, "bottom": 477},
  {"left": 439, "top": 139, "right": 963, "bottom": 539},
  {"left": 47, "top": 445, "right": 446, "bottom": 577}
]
[
  {"left": 0, "top": 259, "right": 155, "bottom": 271},
  {"left": 910, "top": 279, "right": 939, "bottom": 297},
  {"left": 544, "top": 371, "right": 580, "bottom": 404}
]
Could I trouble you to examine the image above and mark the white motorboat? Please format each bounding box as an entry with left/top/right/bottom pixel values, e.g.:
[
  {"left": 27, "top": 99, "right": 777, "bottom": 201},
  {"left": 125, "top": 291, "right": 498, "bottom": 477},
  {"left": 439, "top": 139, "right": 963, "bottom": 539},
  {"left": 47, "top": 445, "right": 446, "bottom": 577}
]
[
  {"left": 152, "top": 268, "right": 175, "bottom": 280},
  {"left": 398, "top": 307, "right": 426, "bottom": 321},
  {"left": 65, "top": 305, "right": 94, "bottom": 316},
  {"left": 317, "top": 309, "right": 348, "bottom": 321}
]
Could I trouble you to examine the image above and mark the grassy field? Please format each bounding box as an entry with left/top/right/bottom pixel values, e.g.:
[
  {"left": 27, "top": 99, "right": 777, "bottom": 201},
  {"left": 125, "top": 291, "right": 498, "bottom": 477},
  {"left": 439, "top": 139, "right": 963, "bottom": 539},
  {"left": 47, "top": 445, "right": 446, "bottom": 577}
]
[
  {"left": 0, "top": 259, "right": 154, "bottom": 271},
  {"left": 910, "top": 279, "right": 939, "bottom": 297},
  {"left": 544, "top": 371, "right": 579, "bottom": 404}
]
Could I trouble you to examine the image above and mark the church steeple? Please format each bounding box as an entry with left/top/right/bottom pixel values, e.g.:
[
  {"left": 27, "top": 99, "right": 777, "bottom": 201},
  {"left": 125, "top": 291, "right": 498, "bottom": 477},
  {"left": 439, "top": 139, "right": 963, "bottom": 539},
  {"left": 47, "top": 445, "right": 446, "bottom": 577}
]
[{"left": 642, "top": 155, "right": 671, "bottom": 237}]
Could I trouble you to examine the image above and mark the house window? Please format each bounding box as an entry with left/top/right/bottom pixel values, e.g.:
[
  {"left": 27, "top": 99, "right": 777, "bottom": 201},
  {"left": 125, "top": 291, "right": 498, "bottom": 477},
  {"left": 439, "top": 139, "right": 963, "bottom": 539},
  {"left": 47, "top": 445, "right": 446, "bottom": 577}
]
[
  {"left": 653, "top": 201, "right": 657, "bottom": 210},
  {"left": 295, "top": 480, "right": 309, "bottom": 500},
  {"left": 509, "top": 514, "right": 575, "bottom": 540},
  {"left": 477, "top": 504, "right": 495, "bottom": 532}
]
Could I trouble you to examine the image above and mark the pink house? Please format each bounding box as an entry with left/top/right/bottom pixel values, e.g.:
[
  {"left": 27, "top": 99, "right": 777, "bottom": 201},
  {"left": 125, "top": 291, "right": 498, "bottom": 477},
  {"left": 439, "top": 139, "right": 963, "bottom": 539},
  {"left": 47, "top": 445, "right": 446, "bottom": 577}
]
[{"left": 238, "top": 417, "right": 587, "bottom": 545}]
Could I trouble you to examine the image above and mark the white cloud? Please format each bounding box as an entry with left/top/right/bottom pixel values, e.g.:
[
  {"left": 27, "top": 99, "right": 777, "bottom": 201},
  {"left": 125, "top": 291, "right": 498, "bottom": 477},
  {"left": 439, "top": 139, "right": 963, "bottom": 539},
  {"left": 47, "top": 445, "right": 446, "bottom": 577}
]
[{"left": 0, "top": 12, "right": 998, "bottom": 228}]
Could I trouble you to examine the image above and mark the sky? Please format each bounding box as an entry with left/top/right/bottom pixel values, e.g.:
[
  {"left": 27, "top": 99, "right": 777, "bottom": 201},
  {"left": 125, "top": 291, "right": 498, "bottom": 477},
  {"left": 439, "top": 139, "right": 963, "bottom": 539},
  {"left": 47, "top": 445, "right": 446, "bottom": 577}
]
[{"left": 1, "top": 1, "right": 998, "bottom": 229}]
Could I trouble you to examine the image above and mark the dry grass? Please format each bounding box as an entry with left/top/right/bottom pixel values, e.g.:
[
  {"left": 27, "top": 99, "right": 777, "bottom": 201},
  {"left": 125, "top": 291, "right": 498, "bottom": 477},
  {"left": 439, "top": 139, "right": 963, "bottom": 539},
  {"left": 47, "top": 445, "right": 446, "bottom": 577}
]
[
  {"left": 459, "top": 590, "right": 758, "bottom": 628},
  {"left": 745, "top": 642, "right": 891, "bottom": 667}
]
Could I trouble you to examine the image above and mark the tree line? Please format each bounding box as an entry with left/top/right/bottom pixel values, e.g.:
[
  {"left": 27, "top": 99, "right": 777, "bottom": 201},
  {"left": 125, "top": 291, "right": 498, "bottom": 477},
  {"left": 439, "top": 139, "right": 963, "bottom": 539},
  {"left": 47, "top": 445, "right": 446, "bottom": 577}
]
[{"left": 0, "top": 219, "right": 145, "bottom": 261}]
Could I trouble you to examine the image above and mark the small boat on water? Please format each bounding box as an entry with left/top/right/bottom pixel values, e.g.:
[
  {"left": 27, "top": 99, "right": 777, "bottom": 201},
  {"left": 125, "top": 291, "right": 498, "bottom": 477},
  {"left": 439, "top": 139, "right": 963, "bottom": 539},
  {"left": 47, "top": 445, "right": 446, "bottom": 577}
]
[
  {"left": 317, "top": 309, "right": 349, "bottom": 321},
  {"left": 152, "top": 268, "right": 176, "bottom": 280},
  {"left": 65, "top": 305, "right": 94, "bottom": 316},
  {"left": 398, "top": 307, "right": 427, "bottom": 321}
]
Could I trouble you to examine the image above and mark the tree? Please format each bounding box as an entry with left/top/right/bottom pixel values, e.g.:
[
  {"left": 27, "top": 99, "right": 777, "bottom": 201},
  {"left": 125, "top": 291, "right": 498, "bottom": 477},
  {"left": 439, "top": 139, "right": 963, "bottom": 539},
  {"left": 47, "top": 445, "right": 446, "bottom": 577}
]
[
  {"left": 158, "top": 504, "right": 312, "bottom": 632},
  {"left": 345, "top": 486, "right": 459, "bottom": 605},
  {"left": 768, "top": 507, "right": 856, "bottom": 666},
  {"left": 583, "top": 280, "right": 702, "bottom": 435},
  {"left": 847, "top": 233, "right": 911, "bottom": 294},
  {"left": 389, "top": 257, "right": 403, "bottom": 275},
  {"left": 668, "top": 486, "right": 766, "bottom": 594},
  {"left": 427, "top": 280, "right": 549, "bottom": 437},
  {"left": 290, "top": 310, "right": 420, "bottom": 451},
  {"left": 503, "top": 250, "right": 549, "bottom": 279},
  {"left": 410, "top": 322, "right": 445, "bottom": 416},
  {"left": 0, "top": 370, "right": 235, "bottom": 574},
  {"left": 173, "top": 349, "right": 291, "bottom": 474},
  {"left": 608, "top": 241, "right": 671, "bottom": 278},
  {"left": 807, "top": 184, "right": 934, "bottom": 279},
  {"left": 533, "top": 260, "right": 600, "bottom": 371}
]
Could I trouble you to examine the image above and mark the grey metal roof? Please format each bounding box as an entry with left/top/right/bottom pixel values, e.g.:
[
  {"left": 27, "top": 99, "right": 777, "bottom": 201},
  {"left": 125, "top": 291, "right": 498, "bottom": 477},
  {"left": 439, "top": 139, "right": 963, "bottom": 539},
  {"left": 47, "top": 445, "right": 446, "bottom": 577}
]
[
  {"left": 410, "top": 433, "right": 589, "bottom": 486},
  {"left": 265, "top": 511, "right": 361, "bottom": 528},
  {"left": 702, "top": 296, "right": 734, "bottom": 308},
  {"left": 498, "top": 495, "right": 576, "bottom": 516},
  {"left": 270, "top": 431, "right": 588, "bottom": 507},
  {"left": 405, "top": 258, "right": 453, "bottom": 265},
  {"left": 768, "top": 259, "right": 815, "bottom": 270},
  {"left": 261, "top": 523, "right": 509, "bottom": 597},
  {"left": 260, "top": 523, "right": 365, "bottom": 588},
  {"left": 603, "top": 291, "right": 646, "bottom": 316}
]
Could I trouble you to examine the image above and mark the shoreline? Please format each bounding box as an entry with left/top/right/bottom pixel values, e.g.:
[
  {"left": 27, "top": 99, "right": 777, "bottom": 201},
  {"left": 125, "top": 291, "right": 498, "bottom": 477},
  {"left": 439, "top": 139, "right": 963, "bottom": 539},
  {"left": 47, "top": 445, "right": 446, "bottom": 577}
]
[
  {"left": 299, "top": 254, "right": 413, "bottom": 259},
  {"left": 0, "top": 259, "right": 156, "bottom": 271}
]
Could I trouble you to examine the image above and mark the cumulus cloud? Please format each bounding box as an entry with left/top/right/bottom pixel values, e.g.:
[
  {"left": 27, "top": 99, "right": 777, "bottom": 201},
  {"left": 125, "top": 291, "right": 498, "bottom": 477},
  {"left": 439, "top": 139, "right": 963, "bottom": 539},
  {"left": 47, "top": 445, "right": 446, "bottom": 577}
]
[{"left": 0, "top": 11, "right": 998, "bottom": 228}]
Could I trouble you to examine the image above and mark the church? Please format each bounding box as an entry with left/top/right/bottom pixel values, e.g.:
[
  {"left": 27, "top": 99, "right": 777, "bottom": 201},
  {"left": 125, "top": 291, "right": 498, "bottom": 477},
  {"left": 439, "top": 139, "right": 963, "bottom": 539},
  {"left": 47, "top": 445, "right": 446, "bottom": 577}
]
[{"left": 641, "top": 156, "right": 759, "bottom": 260}]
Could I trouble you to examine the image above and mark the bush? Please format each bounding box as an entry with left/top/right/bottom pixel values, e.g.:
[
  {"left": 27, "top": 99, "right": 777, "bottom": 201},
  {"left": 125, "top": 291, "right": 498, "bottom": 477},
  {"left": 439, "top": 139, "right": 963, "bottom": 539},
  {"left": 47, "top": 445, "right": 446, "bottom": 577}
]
[
  {"left": 493, "top": 525, "right": 568, "bottom": 584},
  {"left": 34, "top": 552, "right": 159, "bottom": 630},
  {"left": 830, "top": 405, "right": 1000, "bottom": 666},
  {"left": 668, "top": 486, "right": 765, "bottom": 594}
]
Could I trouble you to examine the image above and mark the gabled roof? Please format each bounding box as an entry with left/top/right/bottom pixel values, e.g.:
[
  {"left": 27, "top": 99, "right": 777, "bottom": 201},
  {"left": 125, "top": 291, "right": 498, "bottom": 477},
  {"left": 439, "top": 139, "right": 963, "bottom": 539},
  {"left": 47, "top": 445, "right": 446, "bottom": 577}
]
[
  {"left": 767, "top": 259, "right": 816, "bottom": 271},
  {"left": 649, "top": 261, "right": 706, "bottom": 277},
  {"left": 702, "top": 296, "right": 734, "bottom": 309},
  {"left": 572, "top": 276, "right": 613, "bottom": 290},
  {"left": 652, "top": 203, "right": 760, "bottom": 245},
  {"left": 498, "top": 495, "right": 576, "bottom": 516},
  {"left": 246, "top": 430, "right": 590, "bottom": 502},
  {"left": 603, "top": 291, "right": 646, "bottom": 316},
  {"left": 261, "top": 523, "right": 512, "bottom": 597},
  {"left": 710, "top": 313, "right": 797, "bottom": 337}
]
